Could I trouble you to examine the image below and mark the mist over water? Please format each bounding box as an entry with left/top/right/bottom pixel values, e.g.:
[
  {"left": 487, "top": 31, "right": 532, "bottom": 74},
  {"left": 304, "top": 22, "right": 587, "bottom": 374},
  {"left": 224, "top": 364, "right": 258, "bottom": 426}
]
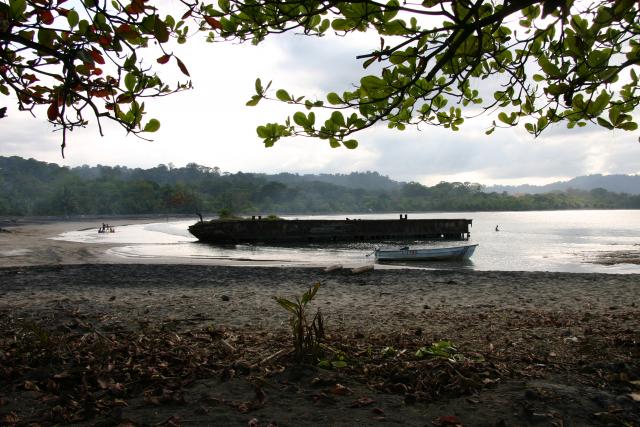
[{"left": 53, "top": 210, "right": 640, "bottom": 273}]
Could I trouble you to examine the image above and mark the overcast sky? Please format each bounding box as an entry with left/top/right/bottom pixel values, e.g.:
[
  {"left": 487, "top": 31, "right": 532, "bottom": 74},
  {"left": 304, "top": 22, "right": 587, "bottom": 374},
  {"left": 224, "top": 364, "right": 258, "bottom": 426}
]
[{"left": 1, "top": 25, "right": 639, "bottom": 186}]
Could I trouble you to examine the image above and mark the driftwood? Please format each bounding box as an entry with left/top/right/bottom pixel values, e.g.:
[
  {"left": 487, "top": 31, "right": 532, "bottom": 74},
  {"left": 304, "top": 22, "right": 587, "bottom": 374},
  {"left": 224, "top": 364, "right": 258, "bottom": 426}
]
[
  {"left": 351, "top": 265, "right": 374, "bottom": 274},
  {"left": 220, "top": 338, "right": 236, "bottom": 353},
  {"left": 323, "top": 264, "right": 343, "bottom": 272}
]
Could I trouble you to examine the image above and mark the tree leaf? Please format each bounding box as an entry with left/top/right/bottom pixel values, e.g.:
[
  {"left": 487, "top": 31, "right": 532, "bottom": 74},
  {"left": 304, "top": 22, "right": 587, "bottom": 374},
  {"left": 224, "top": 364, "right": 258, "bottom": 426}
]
[
  {"left": 124, "top": 73, "right": 137, "bottom": 92},
  {"left": 154, "top": 18, "right": 170, "bottom": 43},
  {"left": 67, "top": 10, "right": 79, "bottom": 28},
  {"left": 143, "top": 118, "right": 160, "bottom": 132},
  {"left": 157, "top": 54, "right": 171, "bottom": 64},
  {"left": 343, "top": 139, "right": 358, "bottom": 149},
  {"left": 91, "top": 49, "right": 105, "bottom": 65},
  {"left": 276, "top": 89, "right": 291, "bottom": 102},
  {"left": 246, "top": 95, "right": 261, "bottom": 106},
  {"left": 47, "top": 102, "right": 58, "bottom": 121},
  {"left": 176, "top": 57, "right": 190, "bottom": 76},
  {"left": 327, "top": 92, "right": 342, "bottom": 105},
  {"left": 293, "top": 111, "right": 308, "bottom": 127},
  {"left": 205, "top": 16, "right": 222, "bottom": 29}
]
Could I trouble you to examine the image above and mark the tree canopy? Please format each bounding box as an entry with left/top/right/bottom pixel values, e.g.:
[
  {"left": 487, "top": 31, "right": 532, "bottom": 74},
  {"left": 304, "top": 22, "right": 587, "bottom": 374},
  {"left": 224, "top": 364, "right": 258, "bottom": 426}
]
[{"left": 1, "top": 0, "right": 639, "bottom": 152}]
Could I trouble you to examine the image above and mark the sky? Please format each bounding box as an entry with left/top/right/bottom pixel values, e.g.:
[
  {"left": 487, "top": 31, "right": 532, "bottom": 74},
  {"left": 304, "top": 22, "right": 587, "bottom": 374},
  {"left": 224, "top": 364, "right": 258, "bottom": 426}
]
[{"left": 2, "top": 14, "right": 639, "bottom": 186}]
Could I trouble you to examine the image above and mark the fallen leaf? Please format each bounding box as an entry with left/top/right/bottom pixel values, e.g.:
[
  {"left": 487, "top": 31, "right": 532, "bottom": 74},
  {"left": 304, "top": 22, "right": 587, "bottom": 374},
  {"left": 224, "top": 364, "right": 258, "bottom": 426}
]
[
  {"left": 433, "top": 415, "right": 464, "bottom": 426},
  {"left": 2, "top": 412, "right": 20, "bottom": 423},
  {"left": 350, "top": 396, "right": 375, "bottom": 408},
  {"left": 330, "top": 383, "right": 352, "bottom": 395},
  {"left": 24, "top": 380, "right": 40, "bottom": 391}
]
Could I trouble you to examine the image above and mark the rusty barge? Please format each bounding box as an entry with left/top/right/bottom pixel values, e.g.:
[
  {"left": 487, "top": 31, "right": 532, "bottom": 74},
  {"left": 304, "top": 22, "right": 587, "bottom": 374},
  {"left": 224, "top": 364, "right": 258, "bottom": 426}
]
[{"left": 188, "top": 215, "right": 472, "bottom": 244}]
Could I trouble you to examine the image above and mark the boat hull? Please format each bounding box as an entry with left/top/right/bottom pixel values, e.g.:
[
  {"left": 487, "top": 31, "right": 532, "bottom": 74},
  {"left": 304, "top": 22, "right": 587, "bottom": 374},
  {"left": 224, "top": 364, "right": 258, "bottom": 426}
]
[
  {"left": 375, "top": 244, "right": 478, "bottom": 262},
  {"left": 189, "top": 218, "right": 473, "bottom": 244}
]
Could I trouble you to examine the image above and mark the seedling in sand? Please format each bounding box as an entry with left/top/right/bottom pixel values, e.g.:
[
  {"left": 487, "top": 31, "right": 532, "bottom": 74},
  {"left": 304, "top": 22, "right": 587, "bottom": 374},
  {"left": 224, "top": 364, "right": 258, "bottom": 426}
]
[{"left": 274, "top": 282, "right": 324, "bottom": 363}]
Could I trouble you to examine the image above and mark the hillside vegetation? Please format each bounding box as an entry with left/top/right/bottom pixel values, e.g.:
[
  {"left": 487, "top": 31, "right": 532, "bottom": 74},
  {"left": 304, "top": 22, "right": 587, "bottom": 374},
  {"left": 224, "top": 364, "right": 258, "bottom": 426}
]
[{"left": 1, "top": 156, "right": 639, "bottom": 216}]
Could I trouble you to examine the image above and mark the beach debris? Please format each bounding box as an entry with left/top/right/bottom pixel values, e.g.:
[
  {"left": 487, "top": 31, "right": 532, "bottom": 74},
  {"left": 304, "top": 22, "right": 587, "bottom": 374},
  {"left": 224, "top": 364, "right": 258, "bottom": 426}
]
[
  {"left": 349, "top": 396, "right": 375, "bottom": 407},
  {"left": 323, "top": 264, "right": 343, "bottom": 272},
  {"left": 351, "top": 265, "right": 374, "bottom": 274},
  {"left": 259, "top": 348, "right": 289, "bottom": 365},
  {"left": 220, "top": 338, "right": 237, "bottom": 353},
  {"left": 330, "top": 383, "right": 353, "bottom": 396},
  {"left": 221, "top": 295, "right": 230, "bottom": 301},
  {"left": 432, "top": 415, "right": 464, "bottom": 426}
]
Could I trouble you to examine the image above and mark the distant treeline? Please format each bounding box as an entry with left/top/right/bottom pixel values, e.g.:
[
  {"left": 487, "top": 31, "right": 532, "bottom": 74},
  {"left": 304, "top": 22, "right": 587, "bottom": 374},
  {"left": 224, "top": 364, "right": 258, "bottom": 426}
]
[{"left": 1, "top": 156, "right": 639, "bottom": 216}]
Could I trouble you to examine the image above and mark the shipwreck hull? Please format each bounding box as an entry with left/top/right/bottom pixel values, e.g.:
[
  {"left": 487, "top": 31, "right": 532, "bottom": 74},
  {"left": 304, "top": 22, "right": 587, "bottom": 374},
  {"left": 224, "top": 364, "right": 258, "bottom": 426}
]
[{"left": 188, "top": 218, "right": 472, "bottom": 244}]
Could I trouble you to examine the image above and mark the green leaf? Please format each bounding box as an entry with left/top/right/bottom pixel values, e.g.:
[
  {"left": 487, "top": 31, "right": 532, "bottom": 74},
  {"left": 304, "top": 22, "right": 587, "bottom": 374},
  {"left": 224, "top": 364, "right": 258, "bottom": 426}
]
[
  {"left": 538, "top": 56, "right": 561, "bottom": 78},
  {"left": 330, "top": 111, "right": 345, "bottom": 127},
  {"left": 9, "top": 0, "right": 27, "bottom": 19},
  {"left": 360, "top": 75, "right": 385, "bottom": 90},
  {"left": 331, "top": 18, "right": 353, "bottom": 32},
  {"left": 124, "top": 73, "right": 137, "bottom": 92},
  {"left": 276, "top": 89, "right": 291, "bottom": 102},
  {"left": 343, "top": 139, "right": 358, "bottom": 149},
  {"left": 331, "top": 360, "right": 347, "bottom": 368},
  {"left": 154, "top": 18, "right": 170, "bottom": 43},
  {"left": 596, "top": 117, "right": 614, "bottom": 130},
  {"left": 617, "top": 121, "right": 638, "bottom": 131},
  {"left": 327, "top": 92, "right": 342, "bottom": 105},
  {"left": 307, "top": 112, "right": 316, "bottom": 126},
  {"left": 143, "top": 119, "right": 160, "bottom": 132},
  {"left": 254, "top": 78, "right": 263, "bottom": 94},
  {"left": 589, "top": 91, "right": 611, "bottom": 116},
  {"left": 67, "top": 10, "right": 79, "bottom": 28},
  {"left": 256, "top": 126, "right": 269, "bottom": 139},
  {"left": 293, "top": 111, "right": 308, "bottom": 127},
  {"left": 218, "top": 0, "right": 230, "bottom": 12}
]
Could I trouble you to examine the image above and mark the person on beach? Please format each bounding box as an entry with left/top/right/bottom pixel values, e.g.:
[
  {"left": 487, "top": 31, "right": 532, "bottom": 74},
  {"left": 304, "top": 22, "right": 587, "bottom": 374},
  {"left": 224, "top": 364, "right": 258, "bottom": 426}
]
[{"left": 495, "top": 225, "right": 499, "bottom": 231}]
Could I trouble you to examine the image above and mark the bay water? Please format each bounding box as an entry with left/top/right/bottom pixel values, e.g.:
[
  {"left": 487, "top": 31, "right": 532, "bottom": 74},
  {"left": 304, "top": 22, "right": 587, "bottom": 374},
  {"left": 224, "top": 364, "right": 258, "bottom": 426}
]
[{"left": 54, "top": 210, "right": 640, "bottom": 274}]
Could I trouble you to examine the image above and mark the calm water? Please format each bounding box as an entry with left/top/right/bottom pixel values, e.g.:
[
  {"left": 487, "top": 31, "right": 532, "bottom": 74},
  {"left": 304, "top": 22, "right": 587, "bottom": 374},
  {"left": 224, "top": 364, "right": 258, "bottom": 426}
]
[{"left": 53, "top": 210, "right": 640, "bottom": 274}]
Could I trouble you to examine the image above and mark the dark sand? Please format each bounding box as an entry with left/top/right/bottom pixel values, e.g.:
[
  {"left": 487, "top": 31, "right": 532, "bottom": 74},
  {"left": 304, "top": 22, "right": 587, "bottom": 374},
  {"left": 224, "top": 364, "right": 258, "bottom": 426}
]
[{"left": 1, "top": 264, "right": 639, "bottom": 426}]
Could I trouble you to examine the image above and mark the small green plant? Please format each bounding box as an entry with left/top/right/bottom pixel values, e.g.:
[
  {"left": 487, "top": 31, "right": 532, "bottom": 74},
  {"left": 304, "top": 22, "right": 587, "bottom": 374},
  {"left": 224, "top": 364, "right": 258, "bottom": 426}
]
[
  {"left": 381, "top": 346, "right": 398, "bottom": 358},
  {"left": 318, "top": 353, "right": 347, "bottom": 369},
  {"left": 416, "top": 340, "right": 459, "bottom": 361},
  {"left": 274, "top": 282, "right": 324, "bottom": 363}
]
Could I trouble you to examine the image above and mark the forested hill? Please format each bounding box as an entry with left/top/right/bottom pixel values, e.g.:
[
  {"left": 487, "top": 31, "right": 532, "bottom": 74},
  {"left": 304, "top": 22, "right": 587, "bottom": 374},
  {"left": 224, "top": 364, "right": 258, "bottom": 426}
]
[
  {"left": 486, "top": 174, "right": 640, "bottom": 195},
  {"left": 1, "top": 156, "right": 639, "bottom": 216}
]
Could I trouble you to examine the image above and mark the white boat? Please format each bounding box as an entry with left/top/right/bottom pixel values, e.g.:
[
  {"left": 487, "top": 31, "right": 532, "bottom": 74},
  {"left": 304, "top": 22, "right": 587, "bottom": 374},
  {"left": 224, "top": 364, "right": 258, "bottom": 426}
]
[{"left": 374, "top": 244, "right": 478, "bottom": 262}]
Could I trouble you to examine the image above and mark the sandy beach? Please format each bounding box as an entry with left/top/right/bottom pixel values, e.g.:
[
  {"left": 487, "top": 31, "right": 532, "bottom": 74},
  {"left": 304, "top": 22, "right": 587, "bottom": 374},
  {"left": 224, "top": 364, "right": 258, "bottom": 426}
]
[
  {"left": 0, "top": 218, "right": 190, "bottom": 268},
  {"left": 0, "top": 220, "right": 639, "bottom": 426}
]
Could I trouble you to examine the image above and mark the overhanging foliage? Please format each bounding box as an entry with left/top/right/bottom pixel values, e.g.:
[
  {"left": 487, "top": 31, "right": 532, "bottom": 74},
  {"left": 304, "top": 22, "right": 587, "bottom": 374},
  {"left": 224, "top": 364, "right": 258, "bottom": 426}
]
[{"left": 1, "top": 0, "right": 639, "bottom": 152}]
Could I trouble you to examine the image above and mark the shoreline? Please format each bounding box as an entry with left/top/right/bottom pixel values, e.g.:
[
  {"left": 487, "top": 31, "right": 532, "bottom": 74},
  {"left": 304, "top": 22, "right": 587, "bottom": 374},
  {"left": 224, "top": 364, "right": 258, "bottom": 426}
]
[{"left": 2, "top": 218, "right": 640, "bottom": 273}]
